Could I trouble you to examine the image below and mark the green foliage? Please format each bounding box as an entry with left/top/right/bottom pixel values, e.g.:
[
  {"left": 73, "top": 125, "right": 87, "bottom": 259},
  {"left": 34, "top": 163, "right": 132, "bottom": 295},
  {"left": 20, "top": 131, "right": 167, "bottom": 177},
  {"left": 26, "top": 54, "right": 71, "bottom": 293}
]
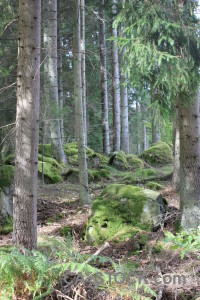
[
  {"left": 38, "top": 161, "right": 63, "bottom": 183},
  {"left": 0, "top": 165, "right": 14, "bottom": 189},
  {"left": 2, "top": 154, "right": 15, "bottom": 166},
  {"left": 115, "top": 0, "right": 200, "bottom": 105},
  {"left": 0, "top": 216, "right": 12, "bottom": 235},
  {"left": 60, "top": 226, "right": 72, "bottom": 237},
  {"left": 38, "top": 144, "right": 52, "bottom": 158},
  {"left": 165, "top": 227, "right": 200, "bottom": 259},
  {"left": 140, "top": 142, "right": 173, "bottom": 166},
  {"left": 152, "top": 242, "right": 165, "bottom": 254}
]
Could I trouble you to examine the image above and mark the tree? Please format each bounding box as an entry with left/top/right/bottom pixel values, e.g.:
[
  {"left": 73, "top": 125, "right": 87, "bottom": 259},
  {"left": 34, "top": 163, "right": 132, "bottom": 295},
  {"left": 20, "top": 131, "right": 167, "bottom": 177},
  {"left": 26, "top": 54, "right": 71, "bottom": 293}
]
[
  {"left": 120, "top": 27, "right": 129, "bottom": 154},
  {"left": 99, "top": 0, "right": 110, "bottom": 155},
  {"left": 13, "top": 0, "right": 41, "bottom": 250},
  {"left": 179, "top": 91, "right": 200, "bottom": 229},
  {"left": 80, "top": 0, "right": 87, "bottom": 146},
  {"left": 48, "top": 0, "right": 66, "bottom": 163},
  {"left": 172, "top": 105, "right": 180, "bottom": 190},
  {"left": 73, "top": 0, "right": 90, "bottom": 204},
  {"left": 111, "top": 0, "right": 121, "bottom": 152}
]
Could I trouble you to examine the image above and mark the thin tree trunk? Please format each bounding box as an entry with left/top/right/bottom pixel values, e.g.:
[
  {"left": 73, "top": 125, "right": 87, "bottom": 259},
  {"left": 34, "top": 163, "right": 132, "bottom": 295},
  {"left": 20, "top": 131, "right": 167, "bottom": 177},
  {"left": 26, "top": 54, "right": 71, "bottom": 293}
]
[
  {"left": 43, "top": 2, "right": 51, "bottom": 143},
  {"left": 151, "top": 98, "right": 161, "bottom": 144},
  {"left": 99, "top": 0, "right": 110, "bottom": 155},
  {"left": 57, "top": 2, "right": 64, "bottom": 143},
  {"left": 111, "top": 0, "right": 121, "bottom": 152},
  {"left": 179, "top": 91, "right": 200, "bottom": 229},
  {"left": 73, "top": 0, "right": 90, "bottom": 204},
  {"left": 13, "top": 0, "right": 41, "bottom": 250},
  {"left": 48, "top": 0, "right": 66, "bottom": 163},
  {"left": 120, "top": 46, "right": 129, "bottom": 154},
  {"left": 141, "top": 102, "right": 147, "bottom": 151},
  {"left": 80, "top": 0, "right": 87, "bottom": 146},
  {"left": 172, "top": 105, "right": 180, "bottom": 190},
  {"left": 136, "top": 101, "right": 141, "bottom": 153}
]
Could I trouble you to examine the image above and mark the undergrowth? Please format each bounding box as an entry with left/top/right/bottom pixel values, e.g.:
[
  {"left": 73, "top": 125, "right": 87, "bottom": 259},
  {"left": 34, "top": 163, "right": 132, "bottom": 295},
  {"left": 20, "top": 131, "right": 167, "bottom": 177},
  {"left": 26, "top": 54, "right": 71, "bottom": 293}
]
[{"left": 0, "top": 236, "right": 156, "bottom": 300}]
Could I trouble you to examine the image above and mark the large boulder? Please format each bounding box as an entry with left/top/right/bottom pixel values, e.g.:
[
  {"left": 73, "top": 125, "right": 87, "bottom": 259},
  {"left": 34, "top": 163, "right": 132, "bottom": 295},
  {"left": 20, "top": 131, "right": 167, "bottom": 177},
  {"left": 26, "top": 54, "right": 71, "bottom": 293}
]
[
  {"left": 108, "top": 151, "right": 129, "bottom": 171},
  {"left": 85, "top": 184, "right": 167, "bottom": 245},
  {"left": 140, "top": 142, "right": 173, "bottom": 166},
  {"left": 126, "top": 154, "right": 144, "bottom": 170},
  {"left": 0, "top": 165, "right": 15, "bottom": 218},
  {"left": 64, "top": 168, "right": 111, "bottom": 184},
  {"left": 38, "top": 161, "right": 63, "bottom": 183}
]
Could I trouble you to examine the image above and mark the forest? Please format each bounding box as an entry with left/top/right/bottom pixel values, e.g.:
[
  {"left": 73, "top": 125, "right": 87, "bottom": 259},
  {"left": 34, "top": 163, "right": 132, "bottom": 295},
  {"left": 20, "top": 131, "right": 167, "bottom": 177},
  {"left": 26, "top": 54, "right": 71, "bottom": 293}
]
[{"left": 0, "top": 0, "right": 200, "bottom": 299}]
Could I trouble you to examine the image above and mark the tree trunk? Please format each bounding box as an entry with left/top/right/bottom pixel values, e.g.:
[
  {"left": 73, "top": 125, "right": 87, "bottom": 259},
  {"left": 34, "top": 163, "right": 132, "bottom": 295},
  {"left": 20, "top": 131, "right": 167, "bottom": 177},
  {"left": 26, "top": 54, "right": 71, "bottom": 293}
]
[
  {"left": 141, "top": 102, "right": 147, "bottom": 151},
  {"left": 73, "top": 0, "right": 90, "bottom": 204},
  {"left": 57, "top": 1, "right": 64, "bottom": 143},
  {"left": 48, "top": 0, "right": 66, "bottom": 163},
  {"left": 151, "top": 99, "right": 161, "bottom": 144},
  {"left": 80, "top": 0, "right": 87, "bottom": 146},
  {"left": 120, "top": 26, "right": 129, "bottom": 154},
  {"left": 111, "top": 0, "right": 121, "bottom": 152},
  {"left": 13, "top": 0, "right": 41, "bottom": 250},
  {"left": 136, "top": 101, "right": 141, "bottom": 153},
  {"left": 43, "top": 2, "right": 51, "bottom": 143},
  {"left": 172, "top": 106, "right": 180, "bottom": 190},
  {"left": 99, "top": 0, "right": 110, "bottom": 155},
  {"left": 179, "top": 91, "right": 200, "bottom": 229}
]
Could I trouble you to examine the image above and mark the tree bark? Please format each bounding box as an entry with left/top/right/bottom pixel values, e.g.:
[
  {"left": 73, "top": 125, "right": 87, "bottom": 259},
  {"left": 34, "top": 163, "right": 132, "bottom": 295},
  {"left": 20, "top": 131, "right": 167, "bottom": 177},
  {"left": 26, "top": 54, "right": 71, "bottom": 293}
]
[
  {"left": 57, "top": 0, "right": 64, "bottom": 143},
  {"left": 111, "top": 0, "right": 121, "bottom": 152},
  {"left": 13, "top": 0, "right": 41, "bottom": 250},
  {"left": 172, "top": 105, "right": 180, "bottom": 190},
  {"left": 80, "top": 0, "right": 87, "bottom": 146},
  {"left": 136, "top": 101, "right": 141, "bottom": 153},
  {"left": 179, "top": 91, "right": 200, "bottom": 229},
  {"left": 48, "top": 0, "right": 66, "bottom": 163},
  {"left": 151, "top": 99, "right": 161, "bottom": 144},
  {"left": 99, "top": 0, "right": 110, "bottom": 155},
  {"left": 73, "top": 0, "right": 90, "bottom": 204},
  {"left": 141, "top": 102, "right": 147, "bottom": 151}
]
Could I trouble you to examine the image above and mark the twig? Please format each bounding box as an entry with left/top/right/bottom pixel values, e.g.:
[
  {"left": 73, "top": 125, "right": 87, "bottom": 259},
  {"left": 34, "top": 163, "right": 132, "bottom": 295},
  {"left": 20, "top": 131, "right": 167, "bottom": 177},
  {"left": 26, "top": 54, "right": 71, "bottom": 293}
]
[
  {"left": 54, "top": 289, "right": 73, "bottom": 300},
  {"left": 156, "top": 267, "right": 164, "bottom": 300},
  {"left": 82, "top": 242, "right": 110, "bottom": 267}
]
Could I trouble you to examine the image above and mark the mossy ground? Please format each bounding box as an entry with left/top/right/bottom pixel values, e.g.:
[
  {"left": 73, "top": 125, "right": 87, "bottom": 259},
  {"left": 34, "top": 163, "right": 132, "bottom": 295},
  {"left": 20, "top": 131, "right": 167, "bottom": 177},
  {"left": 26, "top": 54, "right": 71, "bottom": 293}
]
[
  {"left": 0, "top": 165, "right": 15, "bottom": 189},
  {"left": 140, "top": 142, "right": 173, "bottom": 166},
  {"left": 85, "top": 184, "right": 151, "bottom": 245},
  {"left": 65, "top": 168, "right": 111, "bottom": 183},
  {"left": 147, "top": 181, "right": 165, "bottom": 191}
]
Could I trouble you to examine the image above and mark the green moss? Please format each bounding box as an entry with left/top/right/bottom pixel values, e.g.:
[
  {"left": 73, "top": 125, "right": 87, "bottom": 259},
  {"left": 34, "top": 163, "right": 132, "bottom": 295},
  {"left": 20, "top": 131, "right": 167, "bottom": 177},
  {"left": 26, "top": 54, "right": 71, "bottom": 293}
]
[
  {"left": 95, "top": 153, "right": 108, "bottom": 165},
  {"left": 147, "top": 181, "right": 164, "bottom": 191},
  {"left": 60, "top": 226, "right": 72, "bottom": 237},
  {"left": 2, "top": 154, "right": 15, "bottom": 166},
  {"left": 85, "top": 184, "right": 151, "bottom": 245},
  {"left": 65, "top": 168, "right": 111, "bottom": 183},
  {"left": 116, "top": 151, "right": 128, "bottom": 168},
  {"left": 0, "top": 165, "right": 15, "bottom": 189},
  {"left": 152, "top": 242, "right": 165, "bottom": 254},
  {"left": 0, "top": 216, "right": 12, "bottom": 235},
  {"left": 126, "top": 154, "right": 144, "bottom": 170},
  {"left": 38, "top": 154, "right": 59, "bottom": 167},
  {"left": 38, "top": 161, "right": 63, "bottom": 183},
  {"left": 123, "top": 168, "right": 157, "bottom": 184},
  {"left": 140, "top": 142, "right": 173, "bottom": 166},
  {"left": 38, "top": 144, "right": 52, "bottom": 157}
]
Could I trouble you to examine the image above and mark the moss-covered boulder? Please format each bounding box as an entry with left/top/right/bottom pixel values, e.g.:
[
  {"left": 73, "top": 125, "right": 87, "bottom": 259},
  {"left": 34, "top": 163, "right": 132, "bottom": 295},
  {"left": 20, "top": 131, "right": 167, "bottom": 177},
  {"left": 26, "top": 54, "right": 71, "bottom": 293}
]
[
  {"left": 38, "top": 161, "right": 63, "bottom": 183},
  {"left": 146, "top": 181, "right": 165, "bottom": 191},
  {"left": 38, "top": 144, "right": 52, "bottom": 158},
  {"left": 0, "top": 165, "right": 15, "bottom": 219},
  {"left": 38, "top": 154, "right": 59, "bottom": 167},
  {"left": 85, "top": 184, "right": 167, "bottom": 245},
  {"left": 88, "top": 153, "right": 108, "bottom": 169},
  {"left": 108, "top": 151, "right": 129, "bottom": 171},
  {"left": 65, "top": 168, "right": 111, "bottom": 184},
  {"left": 126, "top": 154, "right": 144, "bottom": 170},
  {"left": 140, "top": 142, "right": 173, "bottom": 166}
]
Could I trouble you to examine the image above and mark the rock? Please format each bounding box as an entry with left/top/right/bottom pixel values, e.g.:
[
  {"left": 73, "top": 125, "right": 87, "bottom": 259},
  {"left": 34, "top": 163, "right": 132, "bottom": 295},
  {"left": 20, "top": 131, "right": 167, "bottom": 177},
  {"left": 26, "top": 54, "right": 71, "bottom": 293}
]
[
  {"left": 85, "top": 184, "right": 167, "bottom": 245},
  {"left": 38, "top": 161, "right": 63, "bottom": 183},
  {"left": 140, "top": 142, "right": 173, "bottom": 166},
  {"left": 108, "top": 151, "right": 129, "bottom": 171},
  {"left": 64, "top": 168, "right": 111, "bottom": 184},
  {"left": 126, "top": 154, "right": 144, "bottom": 170},
  {"left": 0, "top": 165, "right": 15, "bottom": 218}
]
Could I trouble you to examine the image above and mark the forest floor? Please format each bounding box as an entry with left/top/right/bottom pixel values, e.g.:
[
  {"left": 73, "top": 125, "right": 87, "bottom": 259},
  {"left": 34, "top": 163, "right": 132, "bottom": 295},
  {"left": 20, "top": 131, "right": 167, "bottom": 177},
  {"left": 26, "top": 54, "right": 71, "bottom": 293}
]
[{"left": 1, "top": 181, "right": 200, "bottom": 300}]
